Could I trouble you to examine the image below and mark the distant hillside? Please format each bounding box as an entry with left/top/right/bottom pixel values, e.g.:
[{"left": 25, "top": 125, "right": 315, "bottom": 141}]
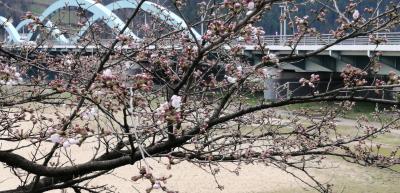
[{"left": 0, "top": 0, "right": 393, "bottom": 35}]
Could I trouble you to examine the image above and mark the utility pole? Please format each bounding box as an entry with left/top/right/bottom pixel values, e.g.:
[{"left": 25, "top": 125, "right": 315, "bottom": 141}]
[
  {"left": 201, "top": 15, "right": 205, "bottom": 35},
  {"left": 144, "top": 13, "right": 147, "bottom": 26},
  {"left": 377, "top": 1, "right": 380, "bottom": 36},
  {"left": 279, "top": 4, "right": 287, "bottom": 44}
]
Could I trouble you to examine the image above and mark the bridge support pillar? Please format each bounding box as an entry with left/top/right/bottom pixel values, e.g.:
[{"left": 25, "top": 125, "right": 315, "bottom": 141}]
[
  {"left": 329, "top": 51, "right": 351, "bottom": 72},
  {"left": 331, "top": 55, "right": 351, "bottom": 72},
  {"left": 264, "top": 67, "right": 281, "bottom": 101},
  {"left": 283, "top": 62, "right": 306, "bottom": 72},
  {"left": 305, "top": 56, "right": 335, "bottom": 72},
  {"left": 379, "top": 57, "right": 400, "bottom": 74},
  {"left": 332, "top": 55, "right": 370, "bottom": 72}
]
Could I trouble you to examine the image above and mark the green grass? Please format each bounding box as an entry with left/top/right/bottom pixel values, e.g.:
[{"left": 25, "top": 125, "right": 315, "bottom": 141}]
[
  {"left": 282, "top": 101, "right": 382, "bottom": 120},
  {"left": 342, "top": 102, "right": 377, "bottom": 119},
  {"left": 260, "top": 154, "right": 400, "bottom": 193},
  {"left": 242, "top": 94, "right": 385, "bottom": 121},
  {"left": 335, "top": 125, "right": 400, "bottom": 146}
]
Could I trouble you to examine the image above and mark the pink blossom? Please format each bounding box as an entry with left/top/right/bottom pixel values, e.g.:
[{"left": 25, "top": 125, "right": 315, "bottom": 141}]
[
  {"left": 262, "top": 53, "right": 279, "bottom": 64},
  {"left": 65, "top": 59, "right": 73, "bottom": 65},
  {"left": 62, "top": 138, "right": 79, "bottom": 148},
  {"left": 82, "top": 107, "right": 98, "bottom": 120},
  {"left": 353, "top": 10, "right": 360, "bottom": 20},
  {"left": 68, "top": 138, "right": 79, "bottom": 145},
  {"left": 225, "top": 75, "right": 237, "bottom": 84},
  {"left": 0, "top": 65, "right": 24, "bottom": 86},
  {"left": 299, "top": 78, "right": 306, "bottom": 85},
  {"left": 46, "top": 127, "right": 55, "bottom": 134},
  {"left": 310, "top": 74, "right": 320, "bottom": 82},
  {"left": 63, "top": 140, "right": 71, "bottom": 148},
  {"left": 247, "top": 1, "right": 255, "bottom": 10},
  {"left": 153, "top": 182, "right": 161, "bottom": 189},
  {"left": 49, "top": 133, "right": 62, "bottom": 143},
  {"left": 155, "top": 102, "right": 170, "bottom": 123},
  {"left": 102, "top": 69, "right": 114, "bottom": 79}
]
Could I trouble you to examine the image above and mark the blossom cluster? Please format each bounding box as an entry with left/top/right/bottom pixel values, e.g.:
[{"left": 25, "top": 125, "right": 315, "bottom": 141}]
[
  {"left": 257, "top": 67, "right": 272, "bottom": 78},
  {"left": 131, "top": 73, "right": 154, "bottom": 92},
  {"left": 101, "top": 69, "right": 115, "bottom": 80},
  {"left": 316, "top": 10, "right": 327, "bottom": 22},
  {"left": 329, "top": 8, "right": 365, "bottom": 39},
  {"left": 49, "top": 133, "right": 80, "bottom": 148},
  {"left": 368, "top": 34, "right": 387, "bottom": 45},
  {"left": 299, "top": 74, "right": 320, "bottom": 88},
  {"left": 240, "top": 24, "right": 265, "bottom": 43},
  {"left": 262, "top": 53, "right": 279, "bottom": 65},
  {"left": 154, "top": 95, "right": 182, "bottom": 124},
  {"left": 0, "top": 65, "right": 23, "bottom": 86},
  {"left": 81, "top": 107, "right": 98, "bottom": 120},
  {"left": 294, "top": 16, "right": 309, "bottom": 32},
  {"left": 202, "top": 20, "right": 235, "bottom": 41},
  {"left": 130, "top": 167, "right": 175, "bottom": 193},
  {"left": 388, "top": 71, "right": 400, "bottom": 85},
  {"left": 341, "top": 64, "right": 368, "bottom": 87},
  {"left": 224, "top": 75, "right": 237, "bottom": 84},
  {"left": 116, "top": 34, "right": 133, "bottom": 42},
  {"left": 223, "top": 0, "right": 256, "bottom": 12},
  {"left": 21, "top": 11, "right": 42, "bottom": 31},
  {"left": 49, "top": 79, "right": 67, "bottom": 92}
]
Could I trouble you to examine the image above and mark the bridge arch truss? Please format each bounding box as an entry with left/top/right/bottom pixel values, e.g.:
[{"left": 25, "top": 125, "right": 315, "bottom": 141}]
[
  {"left": 1, "top": 0, "right": 200, "bottom": 43},
  {"left": 0, "top": 16, "right": 22, "bottom": 43}
]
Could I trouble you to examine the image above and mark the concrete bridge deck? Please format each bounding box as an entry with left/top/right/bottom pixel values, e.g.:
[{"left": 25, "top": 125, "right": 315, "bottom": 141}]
[
  {"left": 239, "top": 33, "right": 400, "bottom": 75},
  {"left": 3, "top": 33, "right": 400, "bottom": 75}
]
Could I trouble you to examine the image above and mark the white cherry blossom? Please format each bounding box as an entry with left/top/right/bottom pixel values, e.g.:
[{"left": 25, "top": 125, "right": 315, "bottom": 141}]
[
  {"left": 63, "top": 140, "right": 71, "bottom": 148},
  {"left": 247, "top": 2, "right": 255, "bottom": 10},
  {"left": 82, "top": 107, "right": 98, "bottom": 120},
  {"left": 102, "top": 69, "right": 114, "bottom": 78},
  {"left": 225, "top": 75, "right": 237, "bottom": 84},
  {"left": 152, "top": 182, "right": 161, "bottom": 189},
  {"left": 171, "top": 95, "right": 182, "bottom": 109},
  {"left": 49, "top": 133, "right": 62, "bottom": 143},
  {"left": 353, "top": 10, "right": 360, "bottom": 20}
]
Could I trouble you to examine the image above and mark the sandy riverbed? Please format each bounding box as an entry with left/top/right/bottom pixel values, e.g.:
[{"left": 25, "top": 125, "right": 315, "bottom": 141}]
[
  {"left": 1, "top": 106, "right": 399, "bottom": 193},
  {"left": 1, "top": 142, "right": 399, "bottom": 193}
]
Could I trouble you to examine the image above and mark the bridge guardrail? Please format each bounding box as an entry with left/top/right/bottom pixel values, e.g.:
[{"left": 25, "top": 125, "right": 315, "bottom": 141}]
[
  {"left": 3, "top": 32, "right": 400, "bottom": 47},
  {"left": 260, "top": 32, "right": 400, "bottom": 46}
]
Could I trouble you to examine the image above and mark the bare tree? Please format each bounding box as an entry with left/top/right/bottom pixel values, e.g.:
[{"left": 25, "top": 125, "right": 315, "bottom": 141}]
[{"left": 0, "top": 0, "right": 400, "bottom": 192}]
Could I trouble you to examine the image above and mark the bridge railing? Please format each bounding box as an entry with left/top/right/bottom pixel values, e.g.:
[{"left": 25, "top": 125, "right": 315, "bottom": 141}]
[
  {"left": 260, "top": 32, "right": 400, "bottom": 46},
  {"left": 4, "top": 32, "right": 400, "bottom": 47},
  {"left": 30, "top": 39, "right": 127, "bottom": 47}
]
